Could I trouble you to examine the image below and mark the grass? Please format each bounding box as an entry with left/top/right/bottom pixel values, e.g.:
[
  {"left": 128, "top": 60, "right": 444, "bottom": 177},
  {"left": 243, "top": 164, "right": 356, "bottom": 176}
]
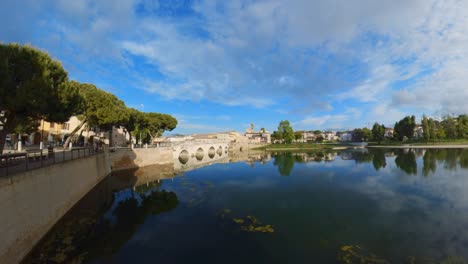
[
  {"left": 254, "top": 142, "right": 354, "bottom": 151},
  {"left": 368, "top": 138, "right": 468, "bottom": 146},
  {"left": 258, "top": 139, "right": 468, "bottom": 151}
]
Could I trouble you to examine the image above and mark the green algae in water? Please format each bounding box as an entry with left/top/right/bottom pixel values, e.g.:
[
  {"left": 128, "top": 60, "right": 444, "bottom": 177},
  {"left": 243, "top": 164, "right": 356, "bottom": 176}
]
[
  {"left": 218, "top": 211, "right": 275, "bottom": 233},
  {"left": 337, "top": 245, "right": 390, "bottom": 264},
  {"left": 440, "top": 256, "right": 467, "bottom": 264}
]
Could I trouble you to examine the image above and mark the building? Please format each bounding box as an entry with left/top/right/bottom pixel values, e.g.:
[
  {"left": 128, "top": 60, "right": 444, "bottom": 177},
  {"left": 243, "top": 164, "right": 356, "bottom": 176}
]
[
  {"left": 413, "top": 125, "right": 424, "bottom": 139},
  {"left": 29, "top": 116, "right": 89, "bottom": 146},
  {"left": 29, "top": 116, "right": 132, "bottom": 147},
  {"left": 384, "top": 128, "right": 394, "bottom": 138},
  {"left": 244, "top": 124, "right": 271, "bottom": 143},
  {"left": 339, "top": 131, "right": 353, "bottom": 142},
  {"left": 323, "top": 131, "right": 339, "bottom": 141}
]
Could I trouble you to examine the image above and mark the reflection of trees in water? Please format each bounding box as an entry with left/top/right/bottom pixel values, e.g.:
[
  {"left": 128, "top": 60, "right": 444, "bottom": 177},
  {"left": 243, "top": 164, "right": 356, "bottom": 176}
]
[
  {"left": 28, "top": 186, "right": 179, "bottom": 263},
  {"left": 274, "top": 149, "right": 467, "bottom": 176},
  {"left": 86, "top": 190, "right": 179, "bottom": 259},
  {"left": 273, "top": 152, "right": 295, "bottom": 176},
  {"left": 371, "top": 150, "right": 386, "bottom": 171},
  {"left": 290, "top": 151, "right": 337, "bottom": 163},
  {"left": 423, "top": 150, "right": 437, "bottom": 176},
  {"left": 422, "top": 149, "right": 468, "bottom": 174},
  {"left": 395, "top": 150, "right": 417, "bottom": 175},
  {"left": 460, "top": 149, "right": 468, "bottom": 169},
  {"left": 351, "top": 151, "right": 374, "bottom": 164}
]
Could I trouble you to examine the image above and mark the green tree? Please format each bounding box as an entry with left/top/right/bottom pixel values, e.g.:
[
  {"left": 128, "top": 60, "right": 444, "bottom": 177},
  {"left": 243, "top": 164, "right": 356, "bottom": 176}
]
[
  {"left": 143, "top": 112, "right": 177, "bottom": 143},
  {"left": 371, "top": 122, "right": 385, "bottom": 143},
  {"left": 63, "top": 81, "right": 129, "bottom": 148},
  {"left": 277, "top": 120, "right": 294, "bottom": 144},
  {"left": 428, "top": 118, "right": 436, "bottom": 141},
  {"left": 271, "top": 131, "right": 280, "bottom": 142},
  {"left": 457, "top": 114, "right": 468, "bottom": 139},
  {"left": 442, "top": 115, "right": 457, "bottom": 139},
  {"left": 352, "top": 128, "right": 371, "bottom": 142},
  {"left": 0, "top": 44, "right": 81, "bottom": 152},
  {"left": 394, "top": 115, "right": 416, "bottom": 141},
  {"left": 124, "top": 108, "right": 147, "bottom": 144},
  {"left": 362, "top": 127, "right": 372, "bottom": 141},
  {"left": 294, "top": 131, "right": 304, "bottom": 142},
  {"left": 313, "top": 130, "right": 322, "bottom": 135},
  {"left": 422, "top": 115, "right": 429, "bottom": 142}
]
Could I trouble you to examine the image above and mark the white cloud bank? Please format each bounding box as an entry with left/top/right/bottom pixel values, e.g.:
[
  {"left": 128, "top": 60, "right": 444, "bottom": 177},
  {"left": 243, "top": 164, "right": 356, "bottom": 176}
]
[{"left": 1, "top": 0, "right": 468, "bottom": 129}]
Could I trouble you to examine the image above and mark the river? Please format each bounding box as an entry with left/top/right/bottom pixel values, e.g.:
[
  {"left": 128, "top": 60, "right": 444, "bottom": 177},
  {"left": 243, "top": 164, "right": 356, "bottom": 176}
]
[{"left": 26, "top": 148, "right": 468, "bottom": 263}]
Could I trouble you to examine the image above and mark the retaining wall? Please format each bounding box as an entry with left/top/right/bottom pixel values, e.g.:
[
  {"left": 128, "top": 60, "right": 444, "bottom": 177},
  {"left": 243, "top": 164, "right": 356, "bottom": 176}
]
[
  {"left": 0, "top": 152, "right": 111, "bottom": 264},
  {"left": 110, "top": 147, "right": 173, "bottom": 171}
]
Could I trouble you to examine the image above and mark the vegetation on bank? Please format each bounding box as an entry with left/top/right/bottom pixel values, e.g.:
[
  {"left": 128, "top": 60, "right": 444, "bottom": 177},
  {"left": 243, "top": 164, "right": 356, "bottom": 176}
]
[
  {"left": 0, "top": 43, "right": 177, "bottom": 152},
  {"left": 256, "top": 142, "right": 354, "bottom": 151},
  {"left": 269, "top": 114, "right": 468, "bottom": 148},
  {"left": 368, "top": 138, "right": 468, "bottom": 146}
]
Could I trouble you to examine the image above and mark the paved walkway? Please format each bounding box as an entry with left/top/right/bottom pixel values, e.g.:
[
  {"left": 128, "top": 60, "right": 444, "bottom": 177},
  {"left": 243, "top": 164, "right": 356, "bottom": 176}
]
[{"left": 0, "top": 148, "right": 98, "bottom": 177}]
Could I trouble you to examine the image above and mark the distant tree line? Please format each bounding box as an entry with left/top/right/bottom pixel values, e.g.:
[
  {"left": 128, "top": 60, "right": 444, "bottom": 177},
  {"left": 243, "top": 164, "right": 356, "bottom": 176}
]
[
  {"left": 270, "top": 113, "right": 468, "bottom": 145},
  {"left": 0, "top": 43, "right": 177, "bottom": 152},
  {"left": 362, "top": 114, "right": 468, "bottom": 143}
]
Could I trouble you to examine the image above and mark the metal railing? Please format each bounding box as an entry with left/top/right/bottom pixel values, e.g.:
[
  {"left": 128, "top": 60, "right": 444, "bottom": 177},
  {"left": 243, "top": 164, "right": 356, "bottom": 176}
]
[{"left": 0, "top": 147, "right": 102, "bottom": 177}]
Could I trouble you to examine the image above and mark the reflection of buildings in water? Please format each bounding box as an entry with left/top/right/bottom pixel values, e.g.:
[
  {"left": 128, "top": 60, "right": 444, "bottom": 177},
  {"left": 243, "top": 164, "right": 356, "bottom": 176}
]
[
  {"left": 229, "top": 149, "right": 271, "bottom": 166},
  {"left": 294, "top": 152, "right": 337, "bottom": 162},
  {"left": 112, "top": 149, "right": 272, "bottom": 190},
  {"left": 111, "top": 163, "right": 176, "bottom": 191},
  {"left": 340, "top": 150, "right": 365, "bottom": 160},
  {"left": 413, "top": 148, "right": 425, "bottom": 158}
]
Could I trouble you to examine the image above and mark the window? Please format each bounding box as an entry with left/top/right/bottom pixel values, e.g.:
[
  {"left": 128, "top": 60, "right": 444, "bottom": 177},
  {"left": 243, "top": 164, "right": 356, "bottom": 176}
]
[
  {"left": 50, "top": 122, "right": 54, "bottom": 128},
  {"left": 61, "top": 123, "right": 70, "bottom": 130}
]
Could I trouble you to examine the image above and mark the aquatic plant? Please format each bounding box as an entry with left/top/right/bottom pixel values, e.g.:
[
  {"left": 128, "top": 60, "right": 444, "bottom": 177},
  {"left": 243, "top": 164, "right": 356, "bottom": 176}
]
[
  {"left": 337, "top": 245, "right": 389, "bottom": 264},
  {"left": 217, "top": 210, "right": 275, "bottom": 233}
]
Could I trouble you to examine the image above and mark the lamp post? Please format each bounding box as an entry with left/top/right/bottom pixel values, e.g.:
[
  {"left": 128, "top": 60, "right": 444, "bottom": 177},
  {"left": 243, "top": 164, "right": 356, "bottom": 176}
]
[{"left": 40, "top": 120, "right": 44, "bottom": 149}]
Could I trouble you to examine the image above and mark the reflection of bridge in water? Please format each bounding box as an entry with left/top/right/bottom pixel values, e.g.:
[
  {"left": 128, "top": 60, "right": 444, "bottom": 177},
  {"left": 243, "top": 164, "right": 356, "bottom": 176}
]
[{"left": 111, "top": 141, "right": 273, "bottom": 190}]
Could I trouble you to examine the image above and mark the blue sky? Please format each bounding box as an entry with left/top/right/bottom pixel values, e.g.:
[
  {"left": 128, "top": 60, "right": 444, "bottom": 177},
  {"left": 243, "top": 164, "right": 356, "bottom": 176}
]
[{"left": 1, "top": 0, "right": 468, "bottom": 134}]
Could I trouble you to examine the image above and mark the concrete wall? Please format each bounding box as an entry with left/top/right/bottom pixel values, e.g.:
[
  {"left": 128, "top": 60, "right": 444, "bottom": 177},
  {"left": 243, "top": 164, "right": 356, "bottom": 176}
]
[
  {"left": 110, "top": 147, "right": 173, "bottom": 171},
  {"left": 0, "top": 152, "right": 111, "bottom": 264}
]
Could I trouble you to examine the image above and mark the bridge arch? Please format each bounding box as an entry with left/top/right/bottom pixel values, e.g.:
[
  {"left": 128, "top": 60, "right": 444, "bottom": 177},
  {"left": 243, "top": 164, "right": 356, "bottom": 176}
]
[
  {"left": 178, "top": 150, "right": 189, "bottom": 164},
  {"left": 195, "top": 148, "right": 204, "bottom": 161},
  {"left": 208, "top": 147, "right": 216, "bottom": 159}
]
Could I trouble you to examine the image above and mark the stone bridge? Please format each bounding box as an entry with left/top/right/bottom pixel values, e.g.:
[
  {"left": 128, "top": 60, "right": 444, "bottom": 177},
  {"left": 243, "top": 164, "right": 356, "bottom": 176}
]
[{"left": 172, "top": 139, "right": 230, "bottom": 172}]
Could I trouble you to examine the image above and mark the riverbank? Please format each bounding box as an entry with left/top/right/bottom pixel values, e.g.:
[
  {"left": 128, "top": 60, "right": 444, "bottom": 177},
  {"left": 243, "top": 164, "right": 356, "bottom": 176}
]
[
  {"left": 257, "top": 143, "right": 357, "bottom": 151},
  {"left": 368, "top": 144, "right": 468, "bottom": 149},
  {"left": 258, "top": 142, "right": 468, "bottom": 151}
]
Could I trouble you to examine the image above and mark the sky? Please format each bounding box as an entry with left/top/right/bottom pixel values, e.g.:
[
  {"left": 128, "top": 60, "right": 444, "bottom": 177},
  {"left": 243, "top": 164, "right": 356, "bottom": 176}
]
[{"left": 1, "top": 0, "right": 468, "bottom": 134}]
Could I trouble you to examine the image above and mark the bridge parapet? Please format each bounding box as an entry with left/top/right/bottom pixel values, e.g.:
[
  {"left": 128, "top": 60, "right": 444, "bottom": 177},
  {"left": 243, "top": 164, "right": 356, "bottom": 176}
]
[{"left": 171, "top": 140, "right": 230, "bottom": 169}]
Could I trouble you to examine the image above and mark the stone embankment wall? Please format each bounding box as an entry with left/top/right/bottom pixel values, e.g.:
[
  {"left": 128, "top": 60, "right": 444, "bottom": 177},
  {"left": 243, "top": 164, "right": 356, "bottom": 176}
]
[
  {"left": 0, "top": 145, "right": 221, "bottom": 263},
  {"left": 229, "top": 142, "right": 268, "bottom": 152},
  {"left": 110, "top": 147, "right": 173, "bottom": 171},
  {"left": 0, "top": 152, "right": 111, "bottom": 264}
]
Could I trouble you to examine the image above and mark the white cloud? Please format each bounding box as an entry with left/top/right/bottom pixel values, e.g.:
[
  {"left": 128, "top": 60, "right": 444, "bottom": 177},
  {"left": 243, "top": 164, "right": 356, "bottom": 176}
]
[
  {"left": 1, "top": 0, "right": 468, "bottom": 128},
  {"left": 337, "top": 64, "right": 398, "bottom": 102},
  {"left": 295, "top": 114, "right": 349, "bottom": 129}
]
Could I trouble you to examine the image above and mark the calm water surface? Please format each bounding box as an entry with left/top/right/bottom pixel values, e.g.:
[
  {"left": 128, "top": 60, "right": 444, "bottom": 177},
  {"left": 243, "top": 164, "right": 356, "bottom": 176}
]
[{"left": 28, "top": 148, "right": 468, "bottom": 263}]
